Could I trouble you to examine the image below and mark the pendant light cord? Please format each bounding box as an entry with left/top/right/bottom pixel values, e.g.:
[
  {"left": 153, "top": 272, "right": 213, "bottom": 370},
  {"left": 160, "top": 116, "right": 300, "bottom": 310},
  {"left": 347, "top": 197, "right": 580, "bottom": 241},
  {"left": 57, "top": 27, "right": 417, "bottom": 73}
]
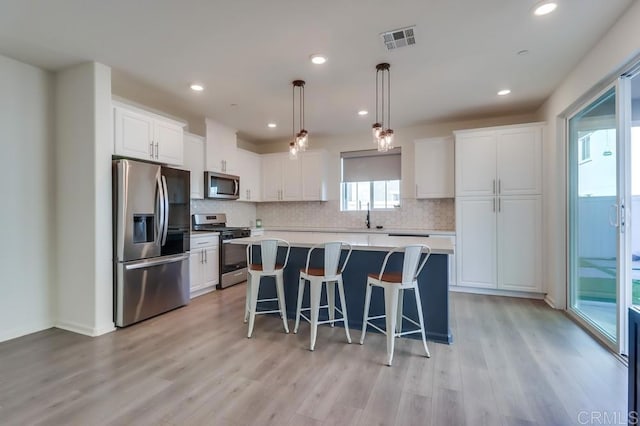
[
  {"left": 387, "top": 66, "right": 391, "bottom": 129},
  {"left": 381, "top": 68, "right": 385, "bottom": 128},
  {"left": 375, "top": 69, "right": 379, "bottom": 124}
]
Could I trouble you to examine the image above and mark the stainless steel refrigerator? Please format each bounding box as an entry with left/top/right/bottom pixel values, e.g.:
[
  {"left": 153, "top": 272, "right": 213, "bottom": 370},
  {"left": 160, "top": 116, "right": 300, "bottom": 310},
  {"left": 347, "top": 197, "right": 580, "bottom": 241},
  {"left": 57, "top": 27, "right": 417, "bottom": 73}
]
[{"left": 113, "top": 159, "right": 191, "bottom": 327}]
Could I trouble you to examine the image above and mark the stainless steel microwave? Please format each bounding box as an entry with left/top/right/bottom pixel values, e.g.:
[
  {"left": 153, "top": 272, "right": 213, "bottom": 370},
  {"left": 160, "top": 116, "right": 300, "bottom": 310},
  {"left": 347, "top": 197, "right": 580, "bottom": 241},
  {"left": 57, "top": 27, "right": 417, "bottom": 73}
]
[{"left": 205, "top": 171, "right": 240, "bottom": 199}]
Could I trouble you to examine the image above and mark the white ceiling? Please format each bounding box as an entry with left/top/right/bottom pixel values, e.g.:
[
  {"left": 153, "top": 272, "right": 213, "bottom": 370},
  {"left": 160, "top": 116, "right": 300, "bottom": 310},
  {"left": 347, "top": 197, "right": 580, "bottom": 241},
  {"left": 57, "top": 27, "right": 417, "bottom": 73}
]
[{"left": 0, "top": 0, "right": 632, "bottom": 143}]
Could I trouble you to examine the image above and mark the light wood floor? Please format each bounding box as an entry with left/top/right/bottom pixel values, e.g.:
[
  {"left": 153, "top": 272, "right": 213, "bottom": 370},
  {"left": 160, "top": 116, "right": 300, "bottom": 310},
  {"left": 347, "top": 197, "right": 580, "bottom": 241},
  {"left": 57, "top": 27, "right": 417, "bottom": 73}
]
[{"left": 0, "top": 284, "right": 627, "bottom": 426}]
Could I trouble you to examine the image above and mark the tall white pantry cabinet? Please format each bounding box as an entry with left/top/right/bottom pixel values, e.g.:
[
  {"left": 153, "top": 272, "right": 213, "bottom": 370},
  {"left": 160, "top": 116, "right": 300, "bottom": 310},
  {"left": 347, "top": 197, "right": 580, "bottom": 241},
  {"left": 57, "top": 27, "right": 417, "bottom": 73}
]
[{"left": 454, "top": 123, "right": 544, "bottom": 294}]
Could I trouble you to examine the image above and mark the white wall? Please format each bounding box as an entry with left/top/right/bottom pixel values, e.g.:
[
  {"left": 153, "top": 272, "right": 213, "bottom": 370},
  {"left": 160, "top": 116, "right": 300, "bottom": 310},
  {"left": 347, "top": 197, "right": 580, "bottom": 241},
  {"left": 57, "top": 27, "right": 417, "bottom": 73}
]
[
  {"left": 538, "top": 0, "right": 640, "bottom": 309},
  {"left": 0, "top": 54, "right": 55, "bottom": 341},
  {"left": 55, "top": 62, "right": 114, "bottom": 336}
]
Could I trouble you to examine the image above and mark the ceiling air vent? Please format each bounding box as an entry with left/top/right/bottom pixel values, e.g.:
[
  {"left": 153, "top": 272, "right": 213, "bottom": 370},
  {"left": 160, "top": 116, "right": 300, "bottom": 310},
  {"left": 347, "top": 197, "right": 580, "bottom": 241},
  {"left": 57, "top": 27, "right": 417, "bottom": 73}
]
[{"left": 380, "top": 26, "right": 416, "bottom": 50}]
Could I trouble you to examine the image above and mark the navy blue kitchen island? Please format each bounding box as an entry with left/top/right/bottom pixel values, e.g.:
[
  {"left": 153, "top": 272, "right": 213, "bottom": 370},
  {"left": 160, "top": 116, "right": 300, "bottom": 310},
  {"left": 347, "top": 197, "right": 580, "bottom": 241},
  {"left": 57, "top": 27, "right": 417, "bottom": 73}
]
[{"left": 228, "top": 232, "right": 453, "bottom": 344}]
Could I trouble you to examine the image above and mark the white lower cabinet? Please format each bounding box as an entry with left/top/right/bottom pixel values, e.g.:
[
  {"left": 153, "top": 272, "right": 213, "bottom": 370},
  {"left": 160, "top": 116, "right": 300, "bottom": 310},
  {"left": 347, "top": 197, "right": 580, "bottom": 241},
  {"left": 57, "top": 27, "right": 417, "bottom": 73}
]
[
  {"left": 497, "top": 195, "right": 542, "bottom": 292},
  {"left": 456, "top": 195, "right": 542, "bottom": 292},
  {"left": 456, "top": 198, "right": 497, "bottom": 288},
  {"left": 190, "top": 234, "right": 219, "bottom": 297}
]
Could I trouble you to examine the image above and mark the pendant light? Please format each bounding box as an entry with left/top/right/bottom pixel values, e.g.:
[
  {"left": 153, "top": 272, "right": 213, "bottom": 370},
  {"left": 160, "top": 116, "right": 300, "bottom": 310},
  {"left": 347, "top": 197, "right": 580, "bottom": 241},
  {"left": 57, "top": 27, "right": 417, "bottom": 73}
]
[
  {"left": 372, "top": 63, "right": 394, "bottom": 152},
  {"left": 289, "top": 79, "right": 308, "bottom": 159}
]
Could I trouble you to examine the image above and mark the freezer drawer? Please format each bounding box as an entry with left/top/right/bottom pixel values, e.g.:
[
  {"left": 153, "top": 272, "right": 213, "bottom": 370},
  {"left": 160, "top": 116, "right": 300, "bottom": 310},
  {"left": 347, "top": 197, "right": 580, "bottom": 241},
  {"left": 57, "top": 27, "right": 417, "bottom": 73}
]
[{"left": 115, "top": 254, "right": 190, "bottom": 327}]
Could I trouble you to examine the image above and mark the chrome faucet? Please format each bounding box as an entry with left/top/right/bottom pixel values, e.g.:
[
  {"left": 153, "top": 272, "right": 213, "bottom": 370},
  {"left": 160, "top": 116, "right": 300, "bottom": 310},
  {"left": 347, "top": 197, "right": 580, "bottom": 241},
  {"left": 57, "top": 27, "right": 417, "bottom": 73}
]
[{"left": 365, "top": 202, "right": 371, "bottom": 229}]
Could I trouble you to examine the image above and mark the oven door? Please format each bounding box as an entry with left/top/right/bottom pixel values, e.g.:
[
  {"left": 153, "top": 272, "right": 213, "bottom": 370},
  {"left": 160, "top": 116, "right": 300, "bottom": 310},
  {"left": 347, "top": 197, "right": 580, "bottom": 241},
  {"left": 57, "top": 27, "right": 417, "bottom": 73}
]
[{"left": 220, "top": 239, "right": 247, "bottom": 287}]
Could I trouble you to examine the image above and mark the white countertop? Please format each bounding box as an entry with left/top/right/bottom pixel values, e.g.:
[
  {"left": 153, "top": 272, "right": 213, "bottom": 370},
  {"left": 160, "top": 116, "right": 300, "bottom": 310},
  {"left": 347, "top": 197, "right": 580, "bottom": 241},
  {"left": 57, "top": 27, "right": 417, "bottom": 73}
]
[
  {"left": 227, "top": 232, "right": 454, "bottom": 254},
  {"left": 254, "top": 226, "right": 455, "bottom": 236}
]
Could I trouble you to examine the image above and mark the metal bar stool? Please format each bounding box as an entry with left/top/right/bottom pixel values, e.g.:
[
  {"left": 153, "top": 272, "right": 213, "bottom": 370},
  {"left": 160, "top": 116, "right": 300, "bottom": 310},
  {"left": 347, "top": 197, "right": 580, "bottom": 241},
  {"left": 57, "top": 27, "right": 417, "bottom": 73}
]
[
  {"left": 294, "top": 242, "right": 353, "bottom": 351},
  {"left": 360, "top": 244, "right": 431, "bottom": 366},
  {"left": 245, "top": 238, "right": 291, "bottom": 338}
]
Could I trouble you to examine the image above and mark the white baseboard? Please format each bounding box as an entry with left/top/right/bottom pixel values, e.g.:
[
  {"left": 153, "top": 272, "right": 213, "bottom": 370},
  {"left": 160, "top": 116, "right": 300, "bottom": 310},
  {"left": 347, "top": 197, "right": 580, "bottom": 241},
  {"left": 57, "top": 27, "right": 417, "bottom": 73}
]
[
  {"left": 0, "top": 321, "right": 54, "bottom": 343},
  {"left": 544, "top": 294, "right": 558, "bottom": 309},
  {"left": 190, "top": 285, "right": 217, "bottom": 299},
  {"left": 55, "top": 319, "right": 115, "bottom": 337},
  {"left": 450, "top": 285, "right": 546, "bottom": 300}
]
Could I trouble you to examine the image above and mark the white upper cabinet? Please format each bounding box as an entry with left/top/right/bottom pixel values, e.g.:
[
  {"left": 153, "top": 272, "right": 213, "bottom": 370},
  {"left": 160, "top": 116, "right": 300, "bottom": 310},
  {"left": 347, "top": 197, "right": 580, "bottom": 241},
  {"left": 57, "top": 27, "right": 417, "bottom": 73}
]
[
  {"left": 414, "top": 137, "right": 454, "bottom": 198},
  {"left": 496, "top": 127, "right": 542, "bottom": 195},
  {"left": 113, "top": 100, "right": 185, "bottom": 166},
  {"left": 236, "top": 148, "right": 262, "bottom": 202},
  {"left": 455, "top": 131, "right": 497, "bottom": 196},
  {"left": 301, "top": 150, "right": 328, "bottom": 201},
  {"left": 205, "top": 118, "right": 237, "bottom": 174},
  {"left": 455, "top": 124, "right": 543, "bottom": 196},
  {"left": 183, "top": 132, "right": 205, "bottom": 199},
  {"left": 262, "top": 154, "right": 283, "bottom": 201},
  {"left": 262, "top": 152, "right": 302, "bottom": 202}
]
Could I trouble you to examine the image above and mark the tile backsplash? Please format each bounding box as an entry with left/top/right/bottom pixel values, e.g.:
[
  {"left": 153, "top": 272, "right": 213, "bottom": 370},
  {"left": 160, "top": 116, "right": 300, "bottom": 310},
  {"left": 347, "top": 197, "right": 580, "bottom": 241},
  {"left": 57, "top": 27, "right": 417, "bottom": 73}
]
[
  {"left": 190, "top": 199, "right": 257, "bottom": 227},
  {"left": 255, "top": 198, "right": 455, "bottom": 230}
]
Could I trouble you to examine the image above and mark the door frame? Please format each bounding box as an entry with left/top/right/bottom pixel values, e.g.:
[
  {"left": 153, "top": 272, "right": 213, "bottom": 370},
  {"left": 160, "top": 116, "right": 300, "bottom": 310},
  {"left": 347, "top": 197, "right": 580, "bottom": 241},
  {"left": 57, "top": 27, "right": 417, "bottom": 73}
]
[{"left": 565, "top": 82, "right": 621, "bottom": 353}]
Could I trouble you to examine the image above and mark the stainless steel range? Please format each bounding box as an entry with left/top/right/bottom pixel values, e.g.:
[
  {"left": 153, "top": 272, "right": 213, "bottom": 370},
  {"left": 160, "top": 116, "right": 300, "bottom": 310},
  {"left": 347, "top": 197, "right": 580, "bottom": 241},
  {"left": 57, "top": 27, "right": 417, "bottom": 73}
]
[{"left": 192, "top": 213, "right": 251, "bottom": 288}]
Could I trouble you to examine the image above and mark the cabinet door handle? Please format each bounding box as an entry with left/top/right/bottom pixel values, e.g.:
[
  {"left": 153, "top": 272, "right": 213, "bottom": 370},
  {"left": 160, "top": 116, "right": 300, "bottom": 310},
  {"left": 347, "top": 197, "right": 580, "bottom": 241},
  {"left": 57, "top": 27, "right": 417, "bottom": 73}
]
[
  {"left": 493, "top": 198, "right": 496, "bottom": 212},
  {"left": 492, "top": 179, "right": 496, "bottom": 195},
  {"left": 200, "top": 250, "right": 203, "bottom": 264},
  {"left": 149, "top": 141, "right": 154, "bottom": 158},
  {"left": 155, "top": 142, "right": 159, "bottom": 159},
  {"left": 498, "top": 197, "right": 501, "bottom": 212},
  {"left": 204, "top": 249, "right": 207, "bottom": 263},
  {"left": 498, "top": 179, "right": 501, "bottom": 194}
]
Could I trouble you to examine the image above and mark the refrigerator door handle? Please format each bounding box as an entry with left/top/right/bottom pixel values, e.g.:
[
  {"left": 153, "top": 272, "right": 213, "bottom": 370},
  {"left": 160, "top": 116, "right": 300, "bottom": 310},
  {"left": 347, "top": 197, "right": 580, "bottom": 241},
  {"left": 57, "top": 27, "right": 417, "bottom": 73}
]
[
  {"left": 156, "top": 174, "right": 165, "bottom": 244},
  {"left": 125, "top": 253, "right": 189, "bottom": 270},
  {"left": 161, "top": 175, "right": 169, "bottom": 246}
]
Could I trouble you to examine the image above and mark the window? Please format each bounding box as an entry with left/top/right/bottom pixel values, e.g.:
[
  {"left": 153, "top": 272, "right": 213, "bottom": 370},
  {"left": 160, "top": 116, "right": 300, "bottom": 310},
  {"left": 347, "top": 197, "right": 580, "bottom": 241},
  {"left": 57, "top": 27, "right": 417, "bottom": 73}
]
[
  {"left": 579, "top": 134, "right": 591, "bottom": 163},
  {"left": 340, "top": 148, "right": 401, "bottom": 211}
]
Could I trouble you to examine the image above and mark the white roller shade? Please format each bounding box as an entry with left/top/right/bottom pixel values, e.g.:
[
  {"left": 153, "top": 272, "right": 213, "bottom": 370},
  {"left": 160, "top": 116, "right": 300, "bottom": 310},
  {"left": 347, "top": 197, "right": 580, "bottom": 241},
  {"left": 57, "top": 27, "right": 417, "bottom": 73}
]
[{"left": 341, "top": 148, "right": 401, "bottom": 182}]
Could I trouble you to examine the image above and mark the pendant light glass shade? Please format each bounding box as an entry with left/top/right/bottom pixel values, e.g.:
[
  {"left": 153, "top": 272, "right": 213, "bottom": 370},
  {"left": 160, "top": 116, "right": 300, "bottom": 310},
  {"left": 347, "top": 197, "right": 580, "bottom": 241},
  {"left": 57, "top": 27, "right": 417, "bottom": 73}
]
[
  {"left": 289, "top": 141, "right": 298, "bottom": 159},
  {"left": 372, "top": 63, "right": 393, "bottom": 152},
  {"left": 289, "top": 80, "right": 308, "bottom": 158},
  {"left": 372, "top": 123, "right": 382, "bottom": 144}
]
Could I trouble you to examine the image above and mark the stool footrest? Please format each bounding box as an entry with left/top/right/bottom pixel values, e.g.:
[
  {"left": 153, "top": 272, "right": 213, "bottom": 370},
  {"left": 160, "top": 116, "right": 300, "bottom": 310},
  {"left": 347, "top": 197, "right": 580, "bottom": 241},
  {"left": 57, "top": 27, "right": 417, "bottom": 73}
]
[
  {"left": 299, "top": 312, "right": 347, "bottom": 326},
  {"left": 364, "top": 321, "right": 387, "bottom": 335},
  {"left": 402, "top": 315, "right": 421, "bottom": 328},
  {"left": 396, "top": 329, "right": 422, "bottom": 337},
  {"left": 257, "top": 298, "right": 279, "bottom": 303},
  {"left": 253, "top": 309, "right": 284, "bottom": 315}
]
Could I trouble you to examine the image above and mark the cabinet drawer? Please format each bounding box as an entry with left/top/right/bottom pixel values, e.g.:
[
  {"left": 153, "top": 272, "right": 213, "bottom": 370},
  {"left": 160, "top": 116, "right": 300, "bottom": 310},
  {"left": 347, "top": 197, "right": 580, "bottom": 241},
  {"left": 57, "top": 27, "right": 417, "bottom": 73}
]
[{"left": 190, "top": 234, "right": 219, "bottom": 248}]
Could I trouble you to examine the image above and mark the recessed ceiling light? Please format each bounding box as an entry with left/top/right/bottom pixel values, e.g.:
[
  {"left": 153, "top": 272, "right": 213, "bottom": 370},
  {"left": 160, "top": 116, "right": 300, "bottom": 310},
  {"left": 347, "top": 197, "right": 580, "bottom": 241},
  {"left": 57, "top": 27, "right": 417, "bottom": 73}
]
[
  {"left": 532, "top": 1, "right": 557, "bottom": 16},
  {"left": 358, "top": 110, "right": 368, "bottom": 116},
  {"left": 190, "top": 83, "right": 204, "bottom": 92},
  {"left": 498, "top": 89, "right": 511, "bottom": 96},
  {"left": 310, "top": 54, "right": 327, "bottom": 65},
  {"left": 267, "top": 123, "right": 277, "bottom": 128}
]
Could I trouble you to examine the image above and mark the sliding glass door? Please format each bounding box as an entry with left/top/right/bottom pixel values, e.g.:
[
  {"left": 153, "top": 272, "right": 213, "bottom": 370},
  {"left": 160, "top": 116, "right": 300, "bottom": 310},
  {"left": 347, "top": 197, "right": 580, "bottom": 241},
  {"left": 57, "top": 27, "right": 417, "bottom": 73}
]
[
  {"left": 568, "top": 86, "right": 621, "bottom": 347},
  {"left": 567, "top": 70, "right": 640, "bottom": 354}
]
